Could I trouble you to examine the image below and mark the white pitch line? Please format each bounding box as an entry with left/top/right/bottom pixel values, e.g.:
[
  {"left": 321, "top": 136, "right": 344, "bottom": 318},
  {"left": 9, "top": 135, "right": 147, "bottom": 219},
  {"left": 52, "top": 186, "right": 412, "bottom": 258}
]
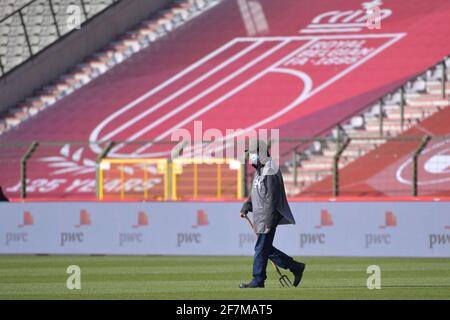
[
  {"left": 300, "top": 28, "right": 362, "bottom": 33},
  {"left": 89, "top": 38, "right": 239, "bottom": 154},
  {"left": 244, "top": 33, "right": 406, "bottom": 129},
  {"left": 234, "top": 33, "right": 405, "bottom": 41},
  {"left": 187, "top": 67, "right": 313, "bottom": 158},
  {"left": 92, "top": 35, "right": 405, "bottom": 150},
  {"left": 306, "top": 23, "right": 367, "bottom": 28},
  {"left": 95, "top": 33, "right": 406, "bottom": 158},
  {"left": 101, "top": 41, "right": 263, "bottom": 143},
  {"left": 134, "top": 39, "right": 317, "bottom": 155},
  {"left": 396, "top": 139, "right": 450, "bottom": 186},
  {"left": 121, "top": 40, "right": 291, "bottom": 154},
  {"left": 189, "top": 33, "right": 406, "bottom": 158}
]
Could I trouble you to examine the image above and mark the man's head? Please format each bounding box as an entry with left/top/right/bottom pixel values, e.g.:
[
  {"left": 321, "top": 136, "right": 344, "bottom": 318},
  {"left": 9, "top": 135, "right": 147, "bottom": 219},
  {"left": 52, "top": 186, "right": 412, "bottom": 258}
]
[{"left": 246, "top": 139, "right": 270, "bottom": 166}]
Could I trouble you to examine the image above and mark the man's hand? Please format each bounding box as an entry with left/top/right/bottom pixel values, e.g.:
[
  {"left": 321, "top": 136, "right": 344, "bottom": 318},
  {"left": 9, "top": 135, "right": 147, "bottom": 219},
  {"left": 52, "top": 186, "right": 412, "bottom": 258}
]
[{"left": 240, "top": 211, "right": 247, "bottom": 218}]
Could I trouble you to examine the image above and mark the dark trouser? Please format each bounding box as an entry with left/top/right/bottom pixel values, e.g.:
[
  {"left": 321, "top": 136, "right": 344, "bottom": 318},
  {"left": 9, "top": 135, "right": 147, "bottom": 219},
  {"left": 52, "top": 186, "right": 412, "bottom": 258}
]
[{"left": 252, "top": 226, "right": 294, "bottom": 284}]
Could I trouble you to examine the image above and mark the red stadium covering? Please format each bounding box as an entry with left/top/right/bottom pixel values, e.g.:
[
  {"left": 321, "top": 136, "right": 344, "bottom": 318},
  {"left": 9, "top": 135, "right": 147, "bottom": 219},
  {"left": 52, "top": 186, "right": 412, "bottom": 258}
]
[
  {"left": 304, "top": 105, "right": 450, "bottom": 197},
  {"left": 1, "top": 0, "right": 450, "bottom": 199}
]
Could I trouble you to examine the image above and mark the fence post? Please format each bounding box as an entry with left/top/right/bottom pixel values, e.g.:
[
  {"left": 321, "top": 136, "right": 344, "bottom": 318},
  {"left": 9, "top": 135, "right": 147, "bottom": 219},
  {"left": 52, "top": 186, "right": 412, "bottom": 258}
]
[
  {"left": 80, "top": 0, "right": 89, "bottom": 20},
  {"left": 379, "top": 100, "right": 384, "bottom": 137},
  {"left": 95, "top": 141, "right": 115, "bottom": 199},
  {"left": 18, "top": 9, "right": 33, "bottom": 57},
  {"left": 332, "top": 138, "right": 351, "bottom": 197},
  {"left": 292, "top": 150, "right": 298, "bottom": 186},
  {"left": 442, "top": 60, "right": 447, "bottom": 99},
  {"left": 336, "top": 124, "right": 343, "bottom": 149},
  {"left": 412, "top": 136, "right": 431, "bottom": 196},
  {"left": 48, "top": 0, "right": 61, "bottom": 37},
  {"left": 0, "top": 55, "right": 4, "bottom": 76},
  {"left": 240, "top": 160, "right": 246, "bottom": 198},
  {"left": 20, "top": 141, "right": 39, "bottom": 198},
  {"left": 167, "top": 157, "right": 173, "bottom": 200},
  {"left": 400, "top": 86, "right": 405, "bottom": 131}
]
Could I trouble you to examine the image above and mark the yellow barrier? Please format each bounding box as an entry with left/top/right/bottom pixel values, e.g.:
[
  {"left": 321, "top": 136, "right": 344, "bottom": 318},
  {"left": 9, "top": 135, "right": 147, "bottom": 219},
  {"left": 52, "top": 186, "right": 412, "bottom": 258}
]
[
  {"left": 98, "top": 158, "right": 169, "bottom": 200},
  {"left": 97, "top": 158, "right": 244, "bottom": 200},
  {"left": 98, "top": 158, "right": 243, "bottom": 200},
  {"left": 171, "top": 158, "right": 243, "bottom": 200}
]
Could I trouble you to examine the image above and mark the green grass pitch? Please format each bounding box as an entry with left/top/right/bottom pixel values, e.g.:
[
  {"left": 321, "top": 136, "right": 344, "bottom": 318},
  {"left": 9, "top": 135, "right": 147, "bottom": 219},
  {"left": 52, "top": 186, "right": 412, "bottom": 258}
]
[{"left": 0, "top": 256, "right": 449, "bottom": 299}]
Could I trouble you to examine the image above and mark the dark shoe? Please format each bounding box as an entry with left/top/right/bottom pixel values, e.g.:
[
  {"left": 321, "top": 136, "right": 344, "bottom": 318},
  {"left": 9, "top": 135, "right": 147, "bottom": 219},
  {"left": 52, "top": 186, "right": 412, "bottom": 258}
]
[
  {"left": 290, "top": 261, "right": 306, "bottom": 287},
  {"left": 239, "top": 280, "right": 264, "bottom": 288}
]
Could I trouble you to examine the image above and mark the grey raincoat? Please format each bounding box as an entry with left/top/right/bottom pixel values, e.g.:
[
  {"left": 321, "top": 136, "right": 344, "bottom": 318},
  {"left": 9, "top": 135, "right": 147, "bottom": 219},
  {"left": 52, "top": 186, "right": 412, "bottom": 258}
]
[{"left": 241, "top": 157, "right": 295, "bottom": 234}]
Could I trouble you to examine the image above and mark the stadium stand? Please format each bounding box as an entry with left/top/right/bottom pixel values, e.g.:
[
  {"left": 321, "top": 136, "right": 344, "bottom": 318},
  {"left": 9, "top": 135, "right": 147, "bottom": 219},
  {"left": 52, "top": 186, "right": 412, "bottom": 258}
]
[
  {"left": 0, "top": 0, "right": 119, "bottom": 76},
  {"left": 298, "top": 84, "right": 450, "bottom": 197},
  {"left": 0, "top": 0, "right": 450, "bottom": 200},
  {"left": 284, "top": 58, "right": 450, "bottom": 196},
  {"left": 0, "top": 0, "right": 219, "bottom": 135}
]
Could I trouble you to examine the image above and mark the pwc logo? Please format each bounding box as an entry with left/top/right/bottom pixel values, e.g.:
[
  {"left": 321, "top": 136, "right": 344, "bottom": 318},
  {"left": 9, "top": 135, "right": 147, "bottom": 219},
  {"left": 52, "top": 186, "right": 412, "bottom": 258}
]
[
  {"left": 299, "top": 209, "right": 333, "bottom": 248},
  {"left": 61, "top": 209, "right": 91, "bottom": 247},
  {"left": 314, "top": 209, "right": 333, "bottom": 228},
  {"left": 75, "top": 209, "right": 91, "bottom": 228},
  {"left": 177, "top": 209, "right": 208, "bottom": 247},
  {"left": 428, "top": 224, "right": 450, "bottom": 249},
  {"left": 378, "top": 211, "right": 397, "bottom": 229},
  {"left": 365, "top": 211, "right": 396, "bottom": 248},
  {"left": 132, "top": 211, "right": 149, "bottom": 228},
  {"left": 191, "top": 209, "right": 209, "bottom": 228},
  {"left": 5, "top": 211, "right": 33, "bottom": 246},
  {"left": 119, "top": 211, "right": 149, "bottom": 246},
  {"left": 18, "top": 211, "right": 34, "bottom": 228}
]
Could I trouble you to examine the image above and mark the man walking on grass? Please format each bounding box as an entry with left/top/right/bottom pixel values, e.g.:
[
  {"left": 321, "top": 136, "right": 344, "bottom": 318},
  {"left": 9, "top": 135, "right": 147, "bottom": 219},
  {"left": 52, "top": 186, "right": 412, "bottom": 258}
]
[{"left": 239, "top": 139, "right": 305, "bottom": 288}]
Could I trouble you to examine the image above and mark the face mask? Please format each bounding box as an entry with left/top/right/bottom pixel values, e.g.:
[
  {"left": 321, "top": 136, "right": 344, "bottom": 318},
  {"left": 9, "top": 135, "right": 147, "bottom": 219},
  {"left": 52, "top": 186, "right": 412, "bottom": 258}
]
[{"left": 249, "top": 153, "right": 259, "bottom": 165}]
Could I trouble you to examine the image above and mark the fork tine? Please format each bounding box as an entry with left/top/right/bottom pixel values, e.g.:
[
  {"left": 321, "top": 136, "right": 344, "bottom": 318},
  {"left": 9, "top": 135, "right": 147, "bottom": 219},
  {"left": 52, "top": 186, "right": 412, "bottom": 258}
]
[{"left": 280, "top": 274, "right": 292, "bottom": 287}]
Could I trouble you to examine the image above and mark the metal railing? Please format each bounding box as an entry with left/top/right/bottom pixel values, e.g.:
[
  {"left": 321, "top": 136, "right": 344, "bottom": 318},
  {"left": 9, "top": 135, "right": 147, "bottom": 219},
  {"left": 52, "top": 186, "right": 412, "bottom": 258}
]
[
  {"left": 283, "top": 56, "right": 449, "bottom": 160},
  {"left": 285, "top": 135, "right": 450, "bottom": 198},
  {"left": 0, "top": 136, "right": 449, "bottom": 199},
  {"left": 0, "top": 0, "right": 121, "bottom": 77}
]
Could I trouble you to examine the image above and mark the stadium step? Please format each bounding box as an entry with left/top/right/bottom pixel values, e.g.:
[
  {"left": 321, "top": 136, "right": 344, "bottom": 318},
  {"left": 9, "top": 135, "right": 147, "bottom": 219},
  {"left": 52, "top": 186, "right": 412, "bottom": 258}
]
[
  {"left": 426, "top": 83, "right": 450, "bottom": 95},
  {"left": 284, "top": 172, "right": 332, "bottom": 192},
  {"left": 284, "top": 171, "right": 331, "bottom": 183},
  {"left": 5, "top": 116, "right": 20, "bottom": 127},
  {"left": 365, "top": 118, "right": 412, "bottom": 131},
  {"left": 322, "top": 148, "right": 363, "bottom": 158},
  {"left": 385, "top": 107, "right": 440, "bottom": 120},
  {"left": 322, "top": 143, "right": 376, "bottom": 158},
  {"left": 39, "top": 94, "right": 57, "bottom": 106},
  {"left": 8, "top": 108, "right": 28, "bottom": 121},
  {"left": 346, "top": 132, "right": 387, "bottom": 143},
  {"left": 346, "top": 129, "right": 380, "bottom": 138},
  {"left": 300, "top": 156, "right": 349, "bottom": 170},
  {"left": 406, "top": 95, "right": 450, "bottom": 107}
]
